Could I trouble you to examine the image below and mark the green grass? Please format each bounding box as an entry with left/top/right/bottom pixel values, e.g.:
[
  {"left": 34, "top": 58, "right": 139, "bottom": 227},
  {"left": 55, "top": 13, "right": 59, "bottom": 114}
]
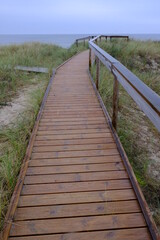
[
  {"left": 91, "top": 39, "right": 160, "bottom": 229},
  {"left": 0, "top": 42, "right": 87, "bottom": 231}
]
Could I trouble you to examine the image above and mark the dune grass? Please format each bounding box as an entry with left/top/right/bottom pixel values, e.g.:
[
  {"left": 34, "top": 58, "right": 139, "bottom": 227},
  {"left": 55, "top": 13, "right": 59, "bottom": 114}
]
[
  {"left": 91, "top": 39, "right": 160, "bottom": 228},
  {"left": 0, "top": 41, "right": 87, "bottom": 231}
]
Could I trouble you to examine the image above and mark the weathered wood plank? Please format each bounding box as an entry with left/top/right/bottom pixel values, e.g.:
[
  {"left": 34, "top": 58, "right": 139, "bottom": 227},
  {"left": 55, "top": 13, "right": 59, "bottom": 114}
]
[
  {"left": 41, "top": 113, "right": 105, "bottom": 118},
  {"left": 15, "top": 66, "right": 49, "bottom": 73},
  {"left": 9, "top": 228, "right": 151, "bottom": 240},
  {"left": 36, "top": 128, "right": 110, "bottom": 135},
  {"left": 32, "top": 143, "right": 116, "bottom": 152},
  {"left": 35, "top": 132, "right": 113, "bottom": 140},
  {"left": 21, "top": 179, "right": 131, "bottom": 195},
  {"left": 38, "top": 123, "right": 107, "bottom": 130},
  {"left": 33, "top": 138, "right": 114, "bottom": 147},
  {"left": 18, "top": 189, "right": 136, "bottom": 207},
  {"left": 26, "top": 162, "right": 124, "bottom": 175},
  {"left": 40, "top": 117, "right": 105, "bottom": 122},
  {"left": 24, "top": 170, "right": 129, "bottom": 184},
  {"left": 10, "top": 213, "right": 146, "bottom": 236},
  {"left": 31, "top": 149, "right": 119, "bottom": 159},
  {"left": 14, "top": 200, "right": 140, "bottom": 220},
  {"left": 29, "top": 155, "right": 121, "bottom": 167}
]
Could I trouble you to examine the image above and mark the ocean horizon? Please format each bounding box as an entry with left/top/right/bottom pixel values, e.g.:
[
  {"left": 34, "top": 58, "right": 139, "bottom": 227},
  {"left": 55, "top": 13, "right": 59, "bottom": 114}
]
[{"left": 0, "top": 34, "right": 160, "bottom": 48}]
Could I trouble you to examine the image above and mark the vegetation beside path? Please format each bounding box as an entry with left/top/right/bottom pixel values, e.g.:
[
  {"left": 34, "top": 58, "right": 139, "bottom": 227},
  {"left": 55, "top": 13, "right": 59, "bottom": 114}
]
[{"left": 0, "top": 42, "right": 87, "bottom": 231}]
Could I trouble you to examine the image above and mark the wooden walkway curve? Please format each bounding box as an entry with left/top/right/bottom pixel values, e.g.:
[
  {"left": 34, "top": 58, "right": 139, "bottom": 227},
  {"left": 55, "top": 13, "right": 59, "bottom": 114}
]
[{"left": 4, "top": 51, "right": 155, "bottom": 239}]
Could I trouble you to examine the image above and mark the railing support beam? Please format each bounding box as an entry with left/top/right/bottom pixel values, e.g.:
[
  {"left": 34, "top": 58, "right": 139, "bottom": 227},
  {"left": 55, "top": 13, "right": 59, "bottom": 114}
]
[{"left": 112, "top": 75, "right": 119, "bottom": 130}]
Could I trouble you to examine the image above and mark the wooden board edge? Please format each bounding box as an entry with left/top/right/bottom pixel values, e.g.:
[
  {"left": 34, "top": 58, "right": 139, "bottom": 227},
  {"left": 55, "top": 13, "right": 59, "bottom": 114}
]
[{"left": 88, "top": 69, "right": 159, "bottom": 240}]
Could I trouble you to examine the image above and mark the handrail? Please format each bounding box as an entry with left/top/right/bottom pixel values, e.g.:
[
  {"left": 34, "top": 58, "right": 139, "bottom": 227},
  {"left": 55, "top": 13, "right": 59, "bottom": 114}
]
[
  {"left": 75, "top": 36, "right": 95, "bottom": 47},
  {"left": 88, "top": 35, "right": 160, "bottom": 132},
  {"left": 76, "top": 36, "right": 95, "bottom": 41}
]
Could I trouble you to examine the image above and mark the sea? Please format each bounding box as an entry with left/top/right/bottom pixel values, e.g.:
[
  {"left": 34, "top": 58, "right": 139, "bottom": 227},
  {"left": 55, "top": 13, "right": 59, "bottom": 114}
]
[{"left": 0, "top": 34, "right": 160, "bottom": 48}]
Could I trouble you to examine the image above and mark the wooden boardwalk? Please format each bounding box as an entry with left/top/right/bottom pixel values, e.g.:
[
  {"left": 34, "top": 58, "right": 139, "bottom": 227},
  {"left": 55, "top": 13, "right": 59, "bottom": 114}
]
[{"left": 6, "top": 51, "right": 153, "bottom": 239}]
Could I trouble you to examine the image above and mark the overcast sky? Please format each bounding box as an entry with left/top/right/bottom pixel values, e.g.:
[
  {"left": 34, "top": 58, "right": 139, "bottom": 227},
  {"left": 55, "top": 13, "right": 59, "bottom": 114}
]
[{"left": 0, "top": 0, "right": 160, "bottom": 34}]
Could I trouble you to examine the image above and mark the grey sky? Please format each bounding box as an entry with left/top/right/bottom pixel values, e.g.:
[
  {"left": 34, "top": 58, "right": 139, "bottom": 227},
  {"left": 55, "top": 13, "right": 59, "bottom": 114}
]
[{"left": 0, "top": 0, "right": 160, "bottom": 34}]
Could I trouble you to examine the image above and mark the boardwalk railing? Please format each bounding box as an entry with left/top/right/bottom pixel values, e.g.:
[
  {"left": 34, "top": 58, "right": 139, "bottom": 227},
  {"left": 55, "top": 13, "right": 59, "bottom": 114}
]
[
  {"left": 88, "top": 35, "right": 160, "bottom": 132},
  {"left": 75, "top": 35, "right": 129, "bottom": 47},
  {"left": 75, "top": 36, "right": 95, "bottom": 47}
]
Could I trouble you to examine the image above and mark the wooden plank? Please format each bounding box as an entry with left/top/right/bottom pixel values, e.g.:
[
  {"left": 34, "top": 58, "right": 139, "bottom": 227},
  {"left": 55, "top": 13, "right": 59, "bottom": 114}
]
[
  {"left": 36, "top": 128, "right": 110, "bottom": 135},
  {"left": 32, "top": 143, "right": 116, "bottom": 152},
  {"left": 40, "top": 115, "right": 104, "bottom": 119},
  {"left": 40, "top": 117, "right": 105, "bottom": 122},
  {"left": 26, "top": 162, "right": 124, "bottom": 175},
  {"left": 22, "top": 179, "right": 131, "bottom": 195},
  {"left": 15, "top": 66, "right": 49, "bottom": 73},
  {"left": 29, "top": 155, "right": 121, "bottom": 167},
  {"left": 33, "top": 138, "right": 114, "bottom": 147},
  {"left": 10, "top": 213, "right": 146, "bottom": 236},
  {"left": 18, "top": 189, "right": 136, "bottom": 207},
  {"left": 42, "top": 108, "right": 102, "bottom": 111},
  {"left": 46, "top": 96, "right": 98, "bottom": 98},
  {"left": 45, "top": 103, "right": 100, "bottom": 107},
  {"left": 24, "top": 170, "right": 129, "bottom": 184},
  {"left": 31, "top": 149, "right": 119, "bottom": 159},
  {"left": 39, "top": 119, "right": 107, "bottom": 125},
  {"left": 44, "top": 106, "right": 100, "bottom": 110},
  {"left": 14, "top": 200, "right": 140, "bottom": 220},
  {"left": 42, "top": 109, "right": 103, "bottom": 113},
  {"left": 38, "top": 123, "right": 107, "bottom": 130},
  {"left": 35, "top": 132, "right": 112, "bottom": 141},
  {"left": 41, "top": 113, "right": 105, "bottom": 118},
  {"left": 9, "top": 228, "right": 151, "bottom": 240},
  {"left": 41, "top": 109, "right": 102, "bottom": 113}
]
